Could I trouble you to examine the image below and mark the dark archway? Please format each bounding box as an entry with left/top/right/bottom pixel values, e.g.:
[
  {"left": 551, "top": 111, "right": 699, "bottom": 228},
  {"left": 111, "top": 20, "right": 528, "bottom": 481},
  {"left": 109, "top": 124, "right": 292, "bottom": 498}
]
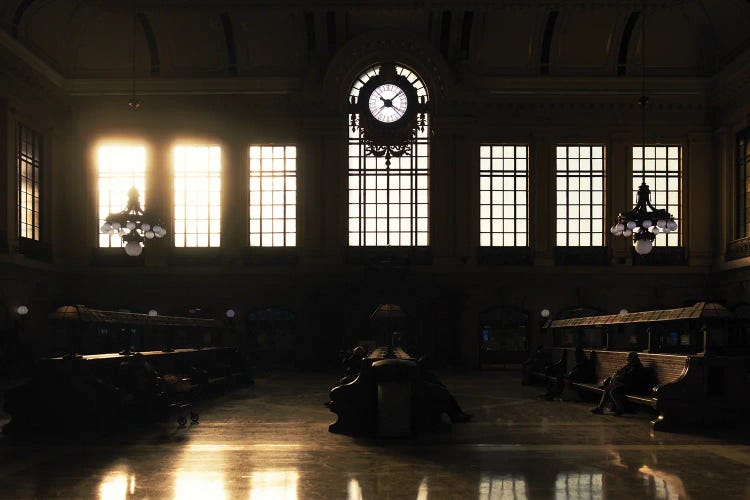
[
  {"left": 246, "top": 308, "right": 296, "bottom": 365},
  {"left": 478, "top": 306, "right": 529, "bottom": 366}
]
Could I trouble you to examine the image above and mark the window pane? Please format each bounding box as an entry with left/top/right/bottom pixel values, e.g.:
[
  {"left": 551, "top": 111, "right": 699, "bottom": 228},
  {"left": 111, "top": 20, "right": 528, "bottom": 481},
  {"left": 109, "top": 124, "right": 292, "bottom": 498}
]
[
  {"left": 17, "top": 125, "right": 43, "bottom": 241},
  {"left": 97, "top": 143, "right": 147, "bottom": 248},
  {"left": 633, "top": 145, "right": 681, "bottom": 247},
  {"left": 173, "top": 145, "right": 221, "bottom": 248},
  {"left": 556, "top": 145, "right": 606, "bottom": 247},
  {"left": 479, "top": 144, "right": 529, "bottom": 246},
  {"left": 248, "top": 145, "right": 296, "bottom": 247},
  {"left": 737, "top": 130, "right": 750, "bottom": 238}
]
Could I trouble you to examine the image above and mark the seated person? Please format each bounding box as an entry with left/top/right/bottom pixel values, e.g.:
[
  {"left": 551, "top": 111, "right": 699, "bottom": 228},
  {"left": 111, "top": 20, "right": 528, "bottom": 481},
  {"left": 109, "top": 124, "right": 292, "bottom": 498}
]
[
  {"left": 521, "top": 345, "right": 547, "bottom": 385},
  {"left": 117, "top": 353, "right": 164, "bottom": 407},
  {"left": 418, "top": 356, "right": 473, "bottom": 424},
  {"left": 541, "top": 347, "right": 594, "bottom": 400},
  {"left": 338, "top": 346, "right": 368, "bottom": 386},
  {"left": 591, "top": 351, "right": 652, "bottom": 416}
]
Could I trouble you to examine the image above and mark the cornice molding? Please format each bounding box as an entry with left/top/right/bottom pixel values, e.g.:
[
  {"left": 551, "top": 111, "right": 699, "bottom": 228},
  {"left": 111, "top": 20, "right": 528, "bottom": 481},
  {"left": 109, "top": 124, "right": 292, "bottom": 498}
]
[
  {"left": 712, "top": 46, "right": 750, "bottom": 111},
  {"left": 0, "top": 29, "right": 64, "bottom": 89},
  {"left": 322, "top": 30, "right": 455, "bottom": 111},
  {"left": 469, "top": 76, "right": 709, "bottom": 97},
  {"left": 123, "top": 0, "right": 684, "bottom": 8},
  {"left": 65, "top": 77, "right": 301, "bottom": 97}
]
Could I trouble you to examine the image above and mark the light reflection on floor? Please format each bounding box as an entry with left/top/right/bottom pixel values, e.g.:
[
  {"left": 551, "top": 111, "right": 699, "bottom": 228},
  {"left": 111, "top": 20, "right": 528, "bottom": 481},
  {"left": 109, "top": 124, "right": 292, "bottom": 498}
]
[
  {"left": 174, "top": 471, "right": 226, "bottom": 500},
  {"left": 249, "top": 470, "right": 298, "bottom": 500},
  {"left": 479, "top": 474, "right": 528, "bottom": 500},
  {"left": 1, "top": 371, "right": 748, "bottom": 499},
  {"left": 347, "top": 478, "right": 363, "bottom": 500},
  {"left": 93, "top": 468, "right": 694, "bottom": 500},
  {"left": 98, "top": 470, "right": 135, "bottom": 500},
  {"left": 554, "top": 473, "right": 603, "bottom": 500}
]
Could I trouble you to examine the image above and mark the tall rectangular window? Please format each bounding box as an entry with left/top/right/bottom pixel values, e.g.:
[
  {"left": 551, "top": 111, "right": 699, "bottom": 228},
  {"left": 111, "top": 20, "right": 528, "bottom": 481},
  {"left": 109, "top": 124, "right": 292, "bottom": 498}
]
[
  {"left": 17, "top": 124, "right": 42, "bottom": 241},
  {"left": 348, "top": 126, "right": 429, "bottom": 246},
  {"left": 632, "top": 146, "right": 680, "bottom": 246},
  {"left": 97, "top": 144, "right": 146, "bottom": 248},
  {"left": 737, "top": 128, "right": 750, "bottom": 238},
  {"left": 555, "top": 145, "right": 605, "bottom": 246},
  {"left": 173, "top": 145, "right": 221, "bottom": 248},
  {"left": 479, "top": 145, "right": 528, "bottom": 246},
  {"left": 249, "top": 145, "right": 297, "bottom": 247}
]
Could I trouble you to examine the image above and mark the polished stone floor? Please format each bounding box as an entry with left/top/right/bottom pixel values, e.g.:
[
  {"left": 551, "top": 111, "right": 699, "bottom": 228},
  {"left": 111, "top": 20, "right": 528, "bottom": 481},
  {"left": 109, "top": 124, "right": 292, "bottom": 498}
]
[{"left": 1, "top": 370, "right": 749, "bottom": 499}]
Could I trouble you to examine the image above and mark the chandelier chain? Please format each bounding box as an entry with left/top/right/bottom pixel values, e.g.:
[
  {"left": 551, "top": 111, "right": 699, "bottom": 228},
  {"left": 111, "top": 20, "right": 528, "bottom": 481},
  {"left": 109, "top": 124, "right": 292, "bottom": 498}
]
[
  {"left": 131, "top": 0, "right": 136, "bottom": 101},
  {"left": 641, "top": 0, "right": 646, "bottom": 185}
]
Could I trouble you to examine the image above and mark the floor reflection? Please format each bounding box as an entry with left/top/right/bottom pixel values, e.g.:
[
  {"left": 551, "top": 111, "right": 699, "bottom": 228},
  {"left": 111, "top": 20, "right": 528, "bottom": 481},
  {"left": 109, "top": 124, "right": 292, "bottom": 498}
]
[
  {"left": 416, "top": 477, "right": 429, "bottom": 500},
  {"left": 347, "top": 478, "right": 363, "bottom": 500},
  {"left": 98, "top": 470, "right": 135, "bottom": 500},
  {"left": 249, "top": 469, "right": 298, "bottom": 500},
  {"left": 174, "top": 471, "right": 226, "bottom": 500},
  {"left": 639, "top": 465, "right": 688, "bottom": 499},
  {"left": 479, "top": 474, "right": 528, "bottom": 500},
  {"left": 79, "top": 444, "right": 721, "bottom": 500},
  {"left": 554, "top": 472, "right": 603, "bottom": 500}
]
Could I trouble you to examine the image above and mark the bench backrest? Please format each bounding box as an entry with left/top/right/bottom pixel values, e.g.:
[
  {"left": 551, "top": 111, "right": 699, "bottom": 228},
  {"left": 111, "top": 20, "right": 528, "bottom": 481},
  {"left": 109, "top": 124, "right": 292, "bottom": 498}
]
[{"left": 585, "top": 350, "right": 688, "bottom": 386}]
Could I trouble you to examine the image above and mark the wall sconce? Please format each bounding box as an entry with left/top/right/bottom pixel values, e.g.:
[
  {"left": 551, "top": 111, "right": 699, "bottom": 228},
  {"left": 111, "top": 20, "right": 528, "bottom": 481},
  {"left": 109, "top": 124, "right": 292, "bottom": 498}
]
[
  {"left": 16, "top": 305, "right": 29, "bottom": 316},
  {"left": 225, "top": 309, "right": 236, "bottom": 319}
]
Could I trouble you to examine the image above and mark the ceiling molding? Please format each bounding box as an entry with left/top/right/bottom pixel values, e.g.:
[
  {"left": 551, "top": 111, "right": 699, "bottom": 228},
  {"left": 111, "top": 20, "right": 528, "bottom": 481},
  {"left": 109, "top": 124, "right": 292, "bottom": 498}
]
[
  {"left": 0, "top": 28, "right": 64, "bottom": 88},
  {"left": 468, "top": 76, "right": 709, "bottom": 97},
  {"left": 712, "top": 45, "right": 750, "bottom": 110},
  {"left": 65, "top": 77, "right": 301, "bottom": 96}
]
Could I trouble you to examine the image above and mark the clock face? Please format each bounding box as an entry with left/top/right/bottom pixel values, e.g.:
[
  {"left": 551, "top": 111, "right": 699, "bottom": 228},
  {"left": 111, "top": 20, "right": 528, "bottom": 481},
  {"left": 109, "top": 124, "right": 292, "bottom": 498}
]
[{"left": 368, "top": 84, "right": 409, "bottom": 123}]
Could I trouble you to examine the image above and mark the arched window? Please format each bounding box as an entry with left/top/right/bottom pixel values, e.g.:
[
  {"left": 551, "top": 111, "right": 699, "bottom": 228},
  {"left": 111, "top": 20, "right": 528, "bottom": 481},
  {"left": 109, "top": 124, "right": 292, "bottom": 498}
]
[{"left": 348, "top": 64, "right": 429, "bottom": 246}]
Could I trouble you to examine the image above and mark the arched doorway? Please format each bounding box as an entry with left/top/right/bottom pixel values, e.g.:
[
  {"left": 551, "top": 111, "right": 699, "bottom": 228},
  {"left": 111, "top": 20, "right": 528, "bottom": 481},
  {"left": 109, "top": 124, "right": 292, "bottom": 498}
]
[
  {"left": 478, "top": 306, "right": 529, "bottom": 366},
  {"left": 246, "top": 308, "right": 296, "bottom": 365}
]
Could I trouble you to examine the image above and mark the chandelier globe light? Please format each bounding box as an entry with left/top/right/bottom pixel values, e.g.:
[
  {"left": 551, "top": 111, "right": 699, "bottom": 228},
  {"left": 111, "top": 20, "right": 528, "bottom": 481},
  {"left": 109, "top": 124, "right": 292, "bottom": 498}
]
[{"left": 100, "top": 187, "right": 165, "bottom": 256}]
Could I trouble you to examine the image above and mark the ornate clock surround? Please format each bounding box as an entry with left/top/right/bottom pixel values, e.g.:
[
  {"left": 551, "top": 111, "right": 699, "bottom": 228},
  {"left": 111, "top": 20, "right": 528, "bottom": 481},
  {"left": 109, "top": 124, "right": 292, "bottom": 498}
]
[{"left": 349, "top": 63, "right": 429, "bottom": 166}]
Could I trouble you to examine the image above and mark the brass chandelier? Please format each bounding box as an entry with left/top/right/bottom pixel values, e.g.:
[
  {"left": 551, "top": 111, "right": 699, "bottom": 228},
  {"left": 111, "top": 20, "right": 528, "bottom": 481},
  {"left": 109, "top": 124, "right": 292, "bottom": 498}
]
[
  {"left": 609, "top": 1, "right": 676, "bottom": 255},
  {"left": 100, "top": 187, "right": 165, "bottom": 256}
]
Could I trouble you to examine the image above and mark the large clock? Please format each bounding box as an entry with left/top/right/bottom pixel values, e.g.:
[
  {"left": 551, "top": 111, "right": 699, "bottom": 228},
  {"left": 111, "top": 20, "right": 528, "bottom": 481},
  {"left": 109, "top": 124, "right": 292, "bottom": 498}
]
[
  {"left": 368, "top": 83, "right": 409, "bottom": 123},
  {"left": 356, "top": 65, "right": 420, "bottom": 140},
  {"left": 350, "top": 63, "right": 428, "bottom": 165}
]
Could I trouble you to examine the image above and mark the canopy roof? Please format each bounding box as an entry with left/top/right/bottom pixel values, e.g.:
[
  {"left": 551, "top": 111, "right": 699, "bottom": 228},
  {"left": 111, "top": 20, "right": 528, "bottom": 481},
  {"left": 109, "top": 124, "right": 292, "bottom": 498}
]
[
  {"left": 50, "top": 305, "right": 221, "bottom": 328},
  {"left": 546, "top": 302, "right": 731, "bottom": 329},
  {"left": 370, "top": 303, "right": 406, "bottom": 320}
]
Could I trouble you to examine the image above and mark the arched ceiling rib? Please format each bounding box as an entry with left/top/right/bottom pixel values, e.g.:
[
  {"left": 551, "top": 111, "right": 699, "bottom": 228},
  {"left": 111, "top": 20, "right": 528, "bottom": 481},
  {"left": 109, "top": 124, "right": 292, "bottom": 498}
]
[{"left": 0, "top": 1, "right": 749, "bottom": 80}]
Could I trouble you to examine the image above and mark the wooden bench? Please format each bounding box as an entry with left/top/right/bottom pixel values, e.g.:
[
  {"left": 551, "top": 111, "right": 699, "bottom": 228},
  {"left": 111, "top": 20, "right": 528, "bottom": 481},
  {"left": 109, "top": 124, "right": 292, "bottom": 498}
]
[
  {"left": 524, "top": 348, "right": 568, "bottom": 385},
  {"left": 571, "top": 350, "right": 688, "bottom": 413}
]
